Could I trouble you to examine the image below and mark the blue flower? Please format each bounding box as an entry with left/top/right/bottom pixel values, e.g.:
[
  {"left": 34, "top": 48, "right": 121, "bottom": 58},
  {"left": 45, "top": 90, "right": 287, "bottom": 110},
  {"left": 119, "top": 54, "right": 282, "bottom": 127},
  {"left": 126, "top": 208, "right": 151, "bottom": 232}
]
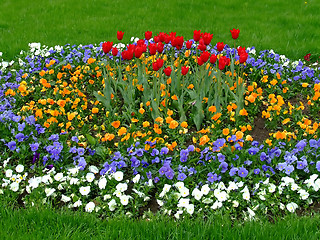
[
  {"left": 296, "top": 160, "right": 307, "bottom": 170},
  {"left": 146, "top": 171, "right": 152, "bottom": 179},
  {"left": 15, "top": 133, "right": 25, "bottom": 142},
  {"left": 316, "top": 161, "right": 320, "bottom": 172},
  {"left": 18, "top": 122, "right": 26, "bottom": 131},
  {"left": 160, "top": 147, "right": 169, "bottom": 155},
  {"left": 213, "top": 138, "right": 226, "bottom": 148},
  {"left": 71, "top": 136, "right": 79, "bottom": 142},
  {"left": 7, "top": 140, "right": 16, "bottom": 151},
  {"left": 77, "top": 147, "right": 85, "bottom": 156},
  {"left": 154, "top": 177, "right": 160, "bottom": 183},
  {"left": 260, "top": 152, "right": 268, "bottom": 161},
  {"left": 152, "top": 157, "right": 160, "bottom": 164},
  {"left": 229, "top": 167, "right": 238, "bottom": 176},
  {"left": 177, "top": 173, "right": 187, "bottom": 181},
  {"left": 30, "top": 142, "right": 39, "bottom": 152},
  {"left": 180, "top": 149, "right": 189, "bottom": 162},
  {"left": 69, "top": 146, "right": 77, "bottom": 154},
  {"left": 219, "top": 162, "right": 228, "bottom": 173},
  {"left": 48, "top": 134, "right": 59, "bottom": 141},
  {"left": 295, "top": 140, "right": 307, "bottom": 152},
  {"left": 165, "top": 170, "right": 175, "bottom": 180},
  {"left": 187, "top": 145, "right": 195, "bottom": 152},
  {"left": 217, "top": 153, "right": 225, "bottom": 162},
  {"left": 248, "top": 147, "right": 259, "bottom": 155},
  {"left": 285, "top": 165, "right": 294, "bottom": 175},
  {"left": 131, "top": 156, "right": 140, "bottom": 168},
  {"left": 238, "top": 167, "right": 248, "bottom": 178},
  {"left": 151, "top": 149, "right": 159, "bottom": 156},
  {"left": 207, "top": 172, "right": 219, "bottom": 183},
  {"left": 254, "top": 168, "right": 260, "bottom": 175}
]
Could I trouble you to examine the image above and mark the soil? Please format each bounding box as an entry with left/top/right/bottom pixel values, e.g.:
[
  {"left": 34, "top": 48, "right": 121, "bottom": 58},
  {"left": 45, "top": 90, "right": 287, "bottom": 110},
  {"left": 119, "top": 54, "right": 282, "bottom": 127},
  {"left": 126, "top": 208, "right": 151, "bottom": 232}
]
[{"left": 250, "top": 116, "right": 270, "bottom": 144}]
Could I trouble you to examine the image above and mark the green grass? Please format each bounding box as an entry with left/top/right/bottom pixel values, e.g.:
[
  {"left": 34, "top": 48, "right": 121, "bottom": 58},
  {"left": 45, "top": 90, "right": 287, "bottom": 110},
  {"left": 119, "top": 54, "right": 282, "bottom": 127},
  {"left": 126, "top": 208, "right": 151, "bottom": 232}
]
[
  {"left": 1, "top": 204, "right": 320, "bottom": 239},
  {"left": 0, "top": 0, "right": 319, "bottom": 60}
]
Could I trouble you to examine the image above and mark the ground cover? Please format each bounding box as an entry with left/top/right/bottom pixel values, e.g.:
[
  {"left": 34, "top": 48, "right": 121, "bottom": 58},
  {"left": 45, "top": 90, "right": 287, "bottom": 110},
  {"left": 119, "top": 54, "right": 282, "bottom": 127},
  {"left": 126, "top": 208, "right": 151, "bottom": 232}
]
[
  {"left": 0, "top": 0, "right": 320, "bottom": 60},
  {"left": 1, "top": 29, "right": 320, "bottom": 222}
]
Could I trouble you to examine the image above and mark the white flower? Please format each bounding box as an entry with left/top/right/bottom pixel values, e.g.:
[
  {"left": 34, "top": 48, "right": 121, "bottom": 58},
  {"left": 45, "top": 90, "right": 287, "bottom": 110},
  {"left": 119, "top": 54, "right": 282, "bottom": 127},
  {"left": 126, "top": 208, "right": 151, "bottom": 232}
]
[
  {"left": 286, "top": 202, "right": 298, "bottom": 213},
  {"left": 217, "top": 182, "right": 226, "bottom": 190},
  {"left": 0, "top": 189, "right": 3, "bottom": 194},
  {"left": 79, "top": 186, "right": 90, "bottom": 196},
  {"left": 103, "top": 194, "right": 111, "bottom": 200},
  {"left": 313, "top": 179, "right": 320, "bottom": 191},
  {"left": 186, "top": 204, "right": 194, "bottom": 215},
  {"left": 29, "top": 42, "right": 41, "bottom": 49},
  {"left": 5, "top": 169, "right": 13, "bottom": 178},
  {"left": 236, "top": 181, "right": 244, "bottom": 188},
  {"left": 211, "top": 201, "right": 222, "bottom": 209},
  {"left": 73, "top": 200, "right": 82, "bottom": 207},
  {"left": 86, "top": 173, "right": 95, "bottom": 183},
  {"left": 191, "top": 188, "right": 203, "bottom": 201},
  {"left": 68, "top": 167, "right": 80, "bottom": 176},
  {"left": 70, "top": 177, "right": 79, "bottom": 185},
  {"left": 54, "top": 173, "right": 64, "bottom": 182},
  {"left": 45, "top": 188, "right": 55, "bottom": 197},
  {"left": 98, "top": 177, "right": 107, "bottom": 189},
  {"left": 175, "top": 182, "right": 184, "bottom": 190},
  {"left": 217, "top": 191, "right": 228, "bottom": 202},
  {"left": 227, "top": 181, "right": 238, "bottom": 191},
  {"left": 132, "top": 174, "right": 140, "bottom": 183},
  {"left": 88, "top": 166, "right": 99, "bottom": 174},
  {"left": 279, "top": 203, "right": 285, "bottom": 210},
  {"left": 177, "top": 198, "right": 190, "bottom": 208},
  {"left": 268, "top": 184, "right": 276, "bottom": 193},
  {"left": 174, "top": 210, "right": 183, "bottom": 219},
  {"left": 291, "top": 183, "right": 300, "bottom": 191},
  {"left": 58, "top": 184, "right": 64, "bottom": 190},
  {"left": 10, "top": 182, "right": 19, "bottom": 192},
  {"left": 61, "top": 194, "right": 71, "bottom": 203},
  {"left": 180, "top": 187, "right": 189, "bottom": 197},
  {"left": 114, "top": 171, "right": 123, "bottom": 181},
  {"left": 85, "top": 202, "right": 95, "bottom": 212},
  {"left": 113, "top": 190, "right": 122, "bottom": 198},
  {"left": 243, "top": 191, "right": 250, "bottom": 201},
  {"left": 15, "top": 164, "right": 24, "bottom": 173},
  {"left": 247, "top": 207, "right": 256, "bottom": 220},
  {"left": 116, "top": 183, "right": 128, "bottom": 192},
  {"left": 108, "top": 199, "right": 117, "bottom": 211},
  {"left": 232, "top": 200, "right": 239, "bottom": 208},
  {"left": 120, "top": 195, "right": 130, "bottom": 205},
  {"left": 281, "top": 177, "right": 294, "bottom": 186},
  {"left": 42, "top": 175, "right": 53, "bottom": 184},
  {"left": 156, "top": 199, "right": 164, "bottom": 206},
  {"left": 298, "top": 189, "right": 309, "bottom": 200},
  {"left": 202, "top": 198, "right": 213, "bottom": 204},
  {"left": 201, "top": 184, "right": 210, "bottom": 195}
]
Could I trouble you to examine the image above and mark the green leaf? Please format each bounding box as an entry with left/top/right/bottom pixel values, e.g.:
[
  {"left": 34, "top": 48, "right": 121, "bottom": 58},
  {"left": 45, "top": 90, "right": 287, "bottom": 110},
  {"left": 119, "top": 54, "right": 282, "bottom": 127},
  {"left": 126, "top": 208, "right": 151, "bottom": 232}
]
[{"left": 85, "top": 134, "right": 96, "bottom": 146}]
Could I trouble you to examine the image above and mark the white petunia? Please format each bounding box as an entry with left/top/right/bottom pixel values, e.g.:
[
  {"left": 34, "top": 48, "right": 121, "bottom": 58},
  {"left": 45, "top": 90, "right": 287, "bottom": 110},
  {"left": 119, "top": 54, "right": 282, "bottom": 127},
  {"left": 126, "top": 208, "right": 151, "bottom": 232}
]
[
  {"left": 132, "top": 174, "right": 140, "bottom": 183},
  {"left": 175, "top": 182, "right": 184, "bottom": 190},
  {"left": 86, "top": 173, "right": 95, "bottom": 183},
  {"left": 268, "top": 184, "right": 276, "bottom": 193},
  {"left": 232, "top": 200, "right": 239, "bottom": 208},
  {"left": 211, "top": 201, "right": 222, "bottom": 209},
  {"left": 73, "top": 200, "right": 82, "bottom": 207},
  {"left": 88, "top": 166, "right": 99, "bottom": 174},
  {"left": 98, "top": 177, "right": 107, "bottom": 189},
  {"left": 191, "top": 188, "right": 203, "bottom": 201},
  {"left": 286, "top": 202, "right": 298, "bottom": 213},
  {"left": 79, "top": 186, "right": 90, "bottom": 196},
  {"left": 201, "top": 184, "right": 210, "bottom": 195},
  {"left": 113, "top": 190, "right": 122, "bottom": 197},
  {"left": 68, "top": 167, "right": 80, "bottom": 176},
  {"left": 61, "top": 194, "right": 71, "bottom": 203},
  {"left": 108, "top": 199, "right": 117, "bottom": 211},
  {"left": 116, "top": 183, "right": 128, "bottom": 192},
  {"left": 120, "top": 195, "right": 130, "bottom": 205},
  {"left": 85, "top": 202, "right": 95, "bottom": 212},
  {"left": 45, "top": 188, "right": 55, "bottom": 197},
  {"left": 5, "top": 169, "right": 13, "bottom": 178},
  {"left": 15, "top": 164, "right": 24, "bottom": 173},
  {"left": 28, "top": 177, "right": 41, "bottom": 189},
  {"left": 70, "top": 177, "right": 79, "bottom": 185},
  {"left": 10, "top": 182, "right": 19, "bottom": 192},
  {"left": 114, "top": 171, "right": 123, "bottom": 181}
]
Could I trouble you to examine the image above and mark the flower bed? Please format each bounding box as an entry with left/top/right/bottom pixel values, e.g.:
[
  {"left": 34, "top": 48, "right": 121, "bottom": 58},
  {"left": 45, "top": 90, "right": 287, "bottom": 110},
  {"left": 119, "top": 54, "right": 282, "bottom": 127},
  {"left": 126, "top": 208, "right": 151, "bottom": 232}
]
[{"left": 1, "top": 30, "right": 320, "bottom": 220}]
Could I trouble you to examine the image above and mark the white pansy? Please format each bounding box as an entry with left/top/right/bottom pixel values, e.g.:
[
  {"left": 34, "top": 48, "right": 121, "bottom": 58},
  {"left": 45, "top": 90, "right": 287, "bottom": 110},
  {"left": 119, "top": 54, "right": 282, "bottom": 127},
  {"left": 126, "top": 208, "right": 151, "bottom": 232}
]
[
  {"left": 236, "top": 181, "right": 244, "bottom": 188},
  {"left": 147, "top": 179, "right": 153, "bottom": 187},
  {"left": 211, "top": 201, "right": 222, "bottom": 209},
  {"left": 114, "top": 171, "right": 123, "bottom": 181},
  {"left": 10, "top": 182, "right": 19, "bottom": 192},
  {"left": 227, "top": 181, "right": 238, "bottom": 191},
  {"left": 103, "top": 194, "right": 111, "bottom": 200},
  {"left": 174, "top": 210, "right": 183, "bottom": 219},
  {"left": 186, "top": 204, "right": 195, "bottom": 215},
  {"left": 29, "top": 42, "right": 41, "bottom": 49},
  {"left": 88, "top": 165, "right": 99, "bottom": 174},
  {"left": 98, "top": 177, "right": 107, "bottom": 189},
  {"left": 73, "top": 200, "right": 82, "bottom": 207},
  {"left": 163, "top": 184, "right": 171, "bottom": 193},
  {"left": 54, "top": 173, "right": 64, "bottom": 182},
  {"left": 120, "top": 195, "right": 130, "bottom": 205},
  {"left": 173, "top": 192, "right": 182, "bottom": 200},
  {"left": 5, "top": 169, "right": 13, "bottom": 178},
  {"left": 217, "top": 191, "right": 228, "bottom": 202},
  {"left": 298, "top": 189, "right": 309, "bottom": 200},
  {"left": 45, "top": 188, "right": 55, "bottom": 197},
  {"left": 243, "top": 191, "right": 250, "bottom": 201},
  {"left": 281, "top": 177, "right": 294, "bottom": 186},
  {"left": 68, "top": 167, "right": 80, "bottom": 176},
  {"left": 116, "top": 183, "right": 128, "bottom": 192},
  {"left": 180, "top": 187, "right": 189, "bottom": 197},
  {"left": 61, "top": 194, "right": 71, "bottom": 203},
  {"left": 291, "top": 183, "right": 300, "bottom": 191},
  {"left": 175, "top": 182, "right": 184, "bottom": 190},
  {"left": 177, "top": 198, "right": 190, "bottom": 208},
  {"left": 86, "top": 173, "right": 95, "bottom": 183},
  {"left": 79, "top": 186, "right": 90, "bottom": 196},
  {"left": 232, "top": 200, "right": 239, "bottom": 208},
  {"left": 286, "top": 202, "right": 298, "bottom": 213},
  {"left": 70, "top": 177, "right": 79, "bottom": 185},
  {"left": 16, "top": 164, "right": 24, "bottom": 173},
  {"left": 157, "top": 199, "right": 164, "bottom": 206},
  {"left": 247, "top": 207, "right": 255, "bottom": 220},
  {"left": 132, "top": 174, "right": 140, "bottom": 183},
  {"left": 191, "top": 188, "right": 203, "bottom": 201},
  {"left": 313, "top": 179, "right": 320, "bottom": 191},
  {"left": 132, "top": 189, "right": 145, "bottom": 198},
  {"left": 108, "top": 199, "right": 117, "bottom": 211},
  {"left": 202, "top": 198, "right": 213, "bottom": 204},
  {"left": 42, "top": 175, "right": 53, "bottom": 184},
  {"left": 279, "top": 203, "right": 285, "bottom": 210},
  {"left": 58, "top": 184, "right": 64, "bottom": 190},
  {"left": 85, "top": 202, "right": 95, "bottom": 212},
  {"left": 201, "top": 184, "right": 210, "bottom": 195},
  {"left": 113, "top": 190, "right": 122, "bottom": 198},
  {"left": 217, "top": 182, "right": 226, "bottom": 190},
  {"left": 268, "top": 183, "right": 276, "bottom": 193}
]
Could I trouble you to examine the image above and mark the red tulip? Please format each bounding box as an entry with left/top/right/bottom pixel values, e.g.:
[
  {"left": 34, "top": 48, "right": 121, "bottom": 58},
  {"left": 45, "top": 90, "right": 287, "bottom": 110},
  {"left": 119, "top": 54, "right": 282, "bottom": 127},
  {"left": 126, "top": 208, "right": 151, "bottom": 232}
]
[
  {"left": 157, "top": 42, "right": 164, "bottom": 53},
  {"left": 152, "top": 59, "right": 164, "bottom": 71},
  {"left": 218, "top": 56, "right": 229, "bottom": 70},
  {"left": 237, "top": 46, "right": 246, "bottom": 56},
  {"left": 134, "top": 47, "right": 144, "bottom": 58},
  {"left": 186, "top": 40, "right": 193, "bottom": 49},
  {"left": 197, "top": 39, "right": 207, "bottom": 51},
  {"left": 193, "top": 30, "right": 201, "bottom": 42},
  {"left": 112, "top": 47, "right": 118, "bottom": 56},
  {"left": 159, "top": 32, "right": 166, "bottom": 42},
  {"left": 154, "top": 36, "right": 160, "bottom": 43},
  {"left": 239, "top": 52, "right": 248, "bottom": 64},
  {"left": 216, "top": 42, "right": 225, "bottom": 52},
  {"left": 230, "top": 28, "right": 240, "bottom": 40},
  {"left": 197, "top": 57, "right": 204, "bottom": 66},
  {"left": 304, "top": 53, "right": 311, "bottom": 61},
  {"left": 117, "top": 31, "right": 124, "bottom": 41},
  {"left": 164, "top": 67, "right": 172, "bottom": 76},
  {"left": 210, "top": 54, "right": 217, "bottom": 64},
  {"left": 164, "top": 34, "right": 171, "bottom": 44},
  {"left": 202, "top": 32, "right": 213, "bottom": 45},
  {"left": 200, "top": 51, "right": 210, "bottom": 63},
  {"left": 102, "top": 41, "right": 113, "bottom": 54},
  {"left": 149, "top": 43, "right": 157, "bottom": 55},
  {"left": 145, "top": 31, "right": 152, "bottom": 40},
  {"left": 172, "top": 36, "right": 184, "bottom": 50},
  {"left": 181, "top": 66, "right": 189, "bottom": 75}
]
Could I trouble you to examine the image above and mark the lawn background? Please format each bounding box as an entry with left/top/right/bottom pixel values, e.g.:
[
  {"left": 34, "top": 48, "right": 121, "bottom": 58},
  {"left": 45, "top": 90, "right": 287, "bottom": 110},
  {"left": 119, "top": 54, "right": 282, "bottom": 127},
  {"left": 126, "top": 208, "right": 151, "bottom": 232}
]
[{"left": 0, "top": 0, "right": 319, "bottom": 61}]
